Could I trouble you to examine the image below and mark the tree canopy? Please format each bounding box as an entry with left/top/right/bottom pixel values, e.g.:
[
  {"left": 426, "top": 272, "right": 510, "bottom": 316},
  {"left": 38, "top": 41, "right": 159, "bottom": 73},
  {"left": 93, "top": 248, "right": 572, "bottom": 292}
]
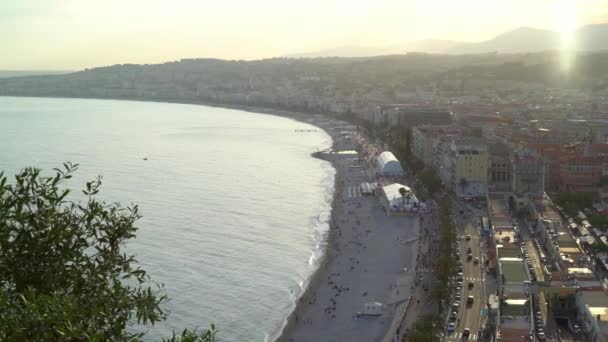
[{"left": 0, "top": 164, "right": 214, "bottom": 341}]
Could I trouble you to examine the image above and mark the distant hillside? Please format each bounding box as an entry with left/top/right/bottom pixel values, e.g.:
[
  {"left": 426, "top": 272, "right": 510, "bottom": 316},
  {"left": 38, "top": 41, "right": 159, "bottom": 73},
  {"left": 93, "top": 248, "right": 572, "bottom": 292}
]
[
  {"left": 0, "top": 70, "right": 71, "bottom": 78},
  {"left": 287, "top": 24, "right": 608, "bottom": 57},
  {"left": 446, "top": 27, "right": 559, "bottom": 54},
  {"left": 286, "top": 39, "right": 457, "bottom": 58}
]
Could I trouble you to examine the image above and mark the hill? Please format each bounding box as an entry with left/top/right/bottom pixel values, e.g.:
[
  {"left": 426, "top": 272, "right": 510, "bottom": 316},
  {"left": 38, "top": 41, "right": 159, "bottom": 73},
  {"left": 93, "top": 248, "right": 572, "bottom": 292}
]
[{"left": 287, "top": 24, "right": 608, "bottom": 57}]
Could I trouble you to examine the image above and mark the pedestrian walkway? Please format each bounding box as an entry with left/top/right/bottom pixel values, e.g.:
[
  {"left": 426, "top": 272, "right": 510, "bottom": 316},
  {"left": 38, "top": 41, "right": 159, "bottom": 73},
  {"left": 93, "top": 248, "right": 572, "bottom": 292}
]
[
  {"left": 343, "top": 184, "right": 362, "bottom": 200},
  {"left": 444, "top": 332, "right": 478, "bottom": 341}
]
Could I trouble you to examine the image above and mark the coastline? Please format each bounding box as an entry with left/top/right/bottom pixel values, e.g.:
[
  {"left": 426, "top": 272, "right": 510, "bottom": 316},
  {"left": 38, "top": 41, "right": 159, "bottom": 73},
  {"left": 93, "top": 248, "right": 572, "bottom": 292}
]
[{"left": 0, "top": 95, "right": 419, "bottom": 342}]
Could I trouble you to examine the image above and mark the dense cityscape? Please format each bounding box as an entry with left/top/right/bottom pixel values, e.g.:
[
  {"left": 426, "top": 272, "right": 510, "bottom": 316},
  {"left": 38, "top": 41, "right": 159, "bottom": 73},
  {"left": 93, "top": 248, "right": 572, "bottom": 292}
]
[{"left": 4, "top": 50, "right": 608, "bottom": 341}]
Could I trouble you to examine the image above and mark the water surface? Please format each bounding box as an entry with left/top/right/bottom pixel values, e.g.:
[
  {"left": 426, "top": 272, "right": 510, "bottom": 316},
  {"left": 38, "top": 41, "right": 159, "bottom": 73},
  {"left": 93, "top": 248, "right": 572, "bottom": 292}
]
[{"left": 0, "top": 97, "right": 334, "bottom": 341}]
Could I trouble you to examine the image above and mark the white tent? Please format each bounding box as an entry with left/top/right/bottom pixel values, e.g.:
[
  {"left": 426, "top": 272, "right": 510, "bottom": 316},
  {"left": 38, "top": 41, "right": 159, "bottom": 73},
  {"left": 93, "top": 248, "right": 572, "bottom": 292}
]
[
  {"left": 381, "top": 183, "right": 419, "bottom": 212},
  {"left": 362, "top": 302, "right": 384, "bottom": 316},
  {"left": 376, "top": 151, "right": 404, "bottom": 177}
]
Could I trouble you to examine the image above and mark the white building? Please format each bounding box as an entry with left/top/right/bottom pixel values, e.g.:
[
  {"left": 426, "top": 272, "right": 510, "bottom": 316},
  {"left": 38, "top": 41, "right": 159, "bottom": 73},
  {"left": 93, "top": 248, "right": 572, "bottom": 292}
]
[
  {"left": 380, "top": 183, "right": 420, "bottom": 214},
  {"left": 376, "top": 151, "right": 404, "bottom": 177}
]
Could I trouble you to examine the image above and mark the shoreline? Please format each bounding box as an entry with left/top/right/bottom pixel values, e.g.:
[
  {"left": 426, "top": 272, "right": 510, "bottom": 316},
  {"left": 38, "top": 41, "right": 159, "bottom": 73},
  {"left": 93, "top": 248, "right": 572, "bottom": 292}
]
[{"left": 0, "top": 95, "right": 417, "bottom": 342}]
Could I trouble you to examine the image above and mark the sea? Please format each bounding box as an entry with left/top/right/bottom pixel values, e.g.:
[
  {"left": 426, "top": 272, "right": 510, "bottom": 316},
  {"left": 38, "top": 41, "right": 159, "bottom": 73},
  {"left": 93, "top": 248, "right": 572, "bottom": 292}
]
[{"left": 0, "top": 96, "right": 335, "bottom": 341}]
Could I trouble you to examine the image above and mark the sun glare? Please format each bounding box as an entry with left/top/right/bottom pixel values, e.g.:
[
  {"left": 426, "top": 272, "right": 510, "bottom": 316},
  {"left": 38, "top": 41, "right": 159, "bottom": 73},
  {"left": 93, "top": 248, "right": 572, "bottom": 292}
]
[
  {"left": 557, "top": 0, "right": 578, "bottom": 73},
  {"left": 558, "top": 0, "right": 577, "bottom": 49}
]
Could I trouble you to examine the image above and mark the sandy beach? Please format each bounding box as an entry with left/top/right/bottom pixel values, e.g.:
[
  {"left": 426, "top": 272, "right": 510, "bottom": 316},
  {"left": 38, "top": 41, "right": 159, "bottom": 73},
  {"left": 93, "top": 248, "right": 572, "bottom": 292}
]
[{"left": 252, "top": 112, "right": 421, "bottom": 342}]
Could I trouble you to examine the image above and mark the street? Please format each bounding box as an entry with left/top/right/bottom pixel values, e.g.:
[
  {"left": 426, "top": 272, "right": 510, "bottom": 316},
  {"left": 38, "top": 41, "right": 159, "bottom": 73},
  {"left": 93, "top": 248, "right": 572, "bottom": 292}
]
[{"left": 445, "top": 222, "right": 484, "bottom": 341}]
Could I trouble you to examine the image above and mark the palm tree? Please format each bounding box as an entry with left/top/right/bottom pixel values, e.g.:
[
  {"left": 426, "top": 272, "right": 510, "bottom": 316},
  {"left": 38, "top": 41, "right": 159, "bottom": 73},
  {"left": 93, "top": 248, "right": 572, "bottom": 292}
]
[
  {"left": 405, "top": 191, "right": 413, "bottom": 206},
  {"left": 399, "top": 187, "right": 407, "bottom": 208}
]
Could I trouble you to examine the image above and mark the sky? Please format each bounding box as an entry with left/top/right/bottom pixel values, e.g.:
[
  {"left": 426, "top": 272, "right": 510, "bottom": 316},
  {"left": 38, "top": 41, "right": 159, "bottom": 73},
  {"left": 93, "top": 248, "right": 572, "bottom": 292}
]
[{"left": 1, "top": 0, "right": 607, "bottom": 70}]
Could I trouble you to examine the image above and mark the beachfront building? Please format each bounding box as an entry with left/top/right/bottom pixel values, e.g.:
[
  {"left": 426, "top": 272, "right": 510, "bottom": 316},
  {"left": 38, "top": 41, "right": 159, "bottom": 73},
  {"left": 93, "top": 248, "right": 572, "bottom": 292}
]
[
  {"left": 376, "top": 151, "right": 404, "bottom": 177},
  {"left": 373, "top": 105, "right": 453, "bottom": 128},
  {"left": 380, "top": 183, "right": 420, "bottom": 215},
  {"left": 411, "top": 125, "right": 461, "bottom": 166},
  {"left": 437, "top": 137, "right": 489, "bottom": 198}
]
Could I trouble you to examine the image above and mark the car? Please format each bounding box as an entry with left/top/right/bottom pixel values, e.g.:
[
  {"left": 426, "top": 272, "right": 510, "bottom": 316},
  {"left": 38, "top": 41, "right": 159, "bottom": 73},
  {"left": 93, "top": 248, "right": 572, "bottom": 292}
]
[
  {"left": 450, "top": 311, "right": 458, "bottom": 321},
  {"left": 473, "top": 257, "right": 480, "bottom": 264},
  {"left": 458, "top": 265, "right": 463, "bottom": 272},
  {"left": 468, "top": 281, "right": 474, "bottom": 288},
  {"left": 467, "top": 296, "right": 474, "bottom": 304},
  {"left": 462, "top": 328, "right": 470, "bottom": 337},
  {"left": 456, "top": 281, "right": 463, "bottom": 288},
  {"left": 537, "top": 332, "right": 546, "bottom": 340},
  {"left": 467, "top": 247, "right": 472, "bottom": 253},
  {"left": 455, "top": 294, "right": 461, "bottom": 301},
  {"left": 465, "top": 235, "right": 471, "bottom": 241},
  {"left": 447, "top": 322, "right": 456, "bottom": 332},
  {"left": 467, "top": 254, "right": 473, "bottom": 261}
]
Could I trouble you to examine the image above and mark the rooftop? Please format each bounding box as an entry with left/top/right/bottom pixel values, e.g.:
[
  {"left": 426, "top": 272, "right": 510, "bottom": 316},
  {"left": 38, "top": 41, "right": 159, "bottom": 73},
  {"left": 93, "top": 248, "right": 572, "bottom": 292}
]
[
  {"left": 500, "top": 259, "right": 529, "bottom": 283},
  {"left": 502, "top": 299, "right": 529, "bottom": 316},
  {"left": 581, "top": 291, "right": 608, "bottom": 320},
  {"left": 497, "top": 244, "right": 522, "bottom": 259},
  {"left": 489, "top": 195, "right": 512, "bottom": 230},
  {"left": 452, "top": 137, "right": 488, "bottom": 150}
]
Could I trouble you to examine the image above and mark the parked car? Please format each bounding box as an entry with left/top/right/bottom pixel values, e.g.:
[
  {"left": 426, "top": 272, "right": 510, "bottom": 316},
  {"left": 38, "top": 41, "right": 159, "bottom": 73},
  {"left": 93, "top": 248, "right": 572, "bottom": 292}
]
[{"left": 447, "top": 322, "right": 456, "bottom": 332}]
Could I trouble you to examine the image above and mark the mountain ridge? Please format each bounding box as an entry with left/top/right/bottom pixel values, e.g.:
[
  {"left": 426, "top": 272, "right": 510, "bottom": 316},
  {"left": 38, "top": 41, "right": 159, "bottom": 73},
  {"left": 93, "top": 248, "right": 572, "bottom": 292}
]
[{"left": 287, "top": 24, "right": 608, "bottom": 58}]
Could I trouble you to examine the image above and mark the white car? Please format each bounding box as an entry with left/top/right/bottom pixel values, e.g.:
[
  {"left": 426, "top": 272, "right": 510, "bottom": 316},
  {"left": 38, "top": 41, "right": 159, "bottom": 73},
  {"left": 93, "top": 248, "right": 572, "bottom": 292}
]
[{"left": 447, "top": 322, "right": 456, "bottom": 332}]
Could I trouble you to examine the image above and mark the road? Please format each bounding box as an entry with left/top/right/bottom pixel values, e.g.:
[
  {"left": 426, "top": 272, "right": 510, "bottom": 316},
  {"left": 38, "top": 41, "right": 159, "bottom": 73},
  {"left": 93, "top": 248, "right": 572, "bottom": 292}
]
[
  {"left": 445, "top": 223, "right": 483, "bottom": 341},
  {"left": 519, "top": 219, "right": 545, "bottom": 283}
]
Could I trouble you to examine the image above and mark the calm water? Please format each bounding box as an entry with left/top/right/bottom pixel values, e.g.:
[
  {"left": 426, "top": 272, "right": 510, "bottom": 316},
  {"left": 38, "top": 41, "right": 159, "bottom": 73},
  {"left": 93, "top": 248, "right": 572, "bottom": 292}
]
[{"left": 0, "top": 97, "right": 334, "bottom": 341}]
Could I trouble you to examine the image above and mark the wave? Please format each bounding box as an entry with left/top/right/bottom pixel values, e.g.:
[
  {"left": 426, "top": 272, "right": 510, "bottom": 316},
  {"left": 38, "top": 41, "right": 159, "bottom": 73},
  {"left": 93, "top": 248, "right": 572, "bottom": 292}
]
[{"left": 267, "top": 132, "right": 336, "bottom": 342}]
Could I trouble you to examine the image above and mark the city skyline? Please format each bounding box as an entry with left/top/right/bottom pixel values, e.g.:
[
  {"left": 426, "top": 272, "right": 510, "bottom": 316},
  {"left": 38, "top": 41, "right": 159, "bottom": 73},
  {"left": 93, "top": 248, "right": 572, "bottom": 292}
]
[{"left": 1, "top": 0, "right": 607, "bottom": 70}]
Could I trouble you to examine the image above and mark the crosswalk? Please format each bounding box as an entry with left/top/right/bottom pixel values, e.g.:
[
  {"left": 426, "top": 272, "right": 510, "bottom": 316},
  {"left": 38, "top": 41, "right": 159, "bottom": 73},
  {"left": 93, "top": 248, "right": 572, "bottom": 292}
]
[
  {"left": 463, "top": 277, "right": 481, "bottom": 282},
  {"left": 452, "top": 277, "right": 482, "bottom": 282},
  {"left": 445, "top": 332, "right": 478, "bottom": 340},
  {"left": 343, "top": 184, "right": 362, "bottom": 199}
]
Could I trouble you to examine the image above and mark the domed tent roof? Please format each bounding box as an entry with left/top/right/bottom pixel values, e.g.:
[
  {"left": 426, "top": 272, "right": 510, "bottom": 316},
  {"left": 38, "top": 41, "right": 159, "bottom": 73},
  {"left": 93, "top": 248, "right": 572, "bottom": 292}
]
[{"left": 376, "top": 151, "right": 404, "bottom": 176}]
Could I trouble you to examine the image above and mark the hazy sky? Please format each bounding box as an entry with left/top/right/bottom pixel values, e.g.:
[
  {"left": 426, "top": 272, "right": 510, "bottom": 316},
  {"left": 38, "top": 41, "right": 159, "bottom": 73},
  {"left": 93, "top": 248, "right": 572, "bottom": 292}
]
[{"left": 2, "top": 0, "right": 607, "bottom": 70}]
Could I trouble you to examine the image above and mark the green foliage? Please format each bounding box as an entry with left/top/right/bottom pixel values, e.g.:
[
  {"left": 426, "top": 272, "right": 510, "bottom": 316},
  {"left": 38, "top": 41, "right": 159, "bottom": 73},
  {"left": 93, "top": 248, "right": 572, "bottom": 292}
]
[
  {"left": 555, "top": 192, "right": 595, "bottom": 218},
  {"left": 589, "top": 214, "right": 608, "bottom": 231},
  {"left": 0, "top": 164, "right": 214, "bottom": 341},
  {"left": 418, "top": 169, "right": 441, "bottom": 196},
  {"left": 409, "top": 158, "right": 425, "bottom": 174},
  {"left": 408, "top": 314, "right": 441, "bottom": 342},
  {"left": 591, "top": 241, "right": 608, "bottom": 254},
  {"left": 164, "top": 325, "right": 217, "bottom": 342},
  {"left": 429, "top": 199, "right": 456, "bottom": 313}
]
